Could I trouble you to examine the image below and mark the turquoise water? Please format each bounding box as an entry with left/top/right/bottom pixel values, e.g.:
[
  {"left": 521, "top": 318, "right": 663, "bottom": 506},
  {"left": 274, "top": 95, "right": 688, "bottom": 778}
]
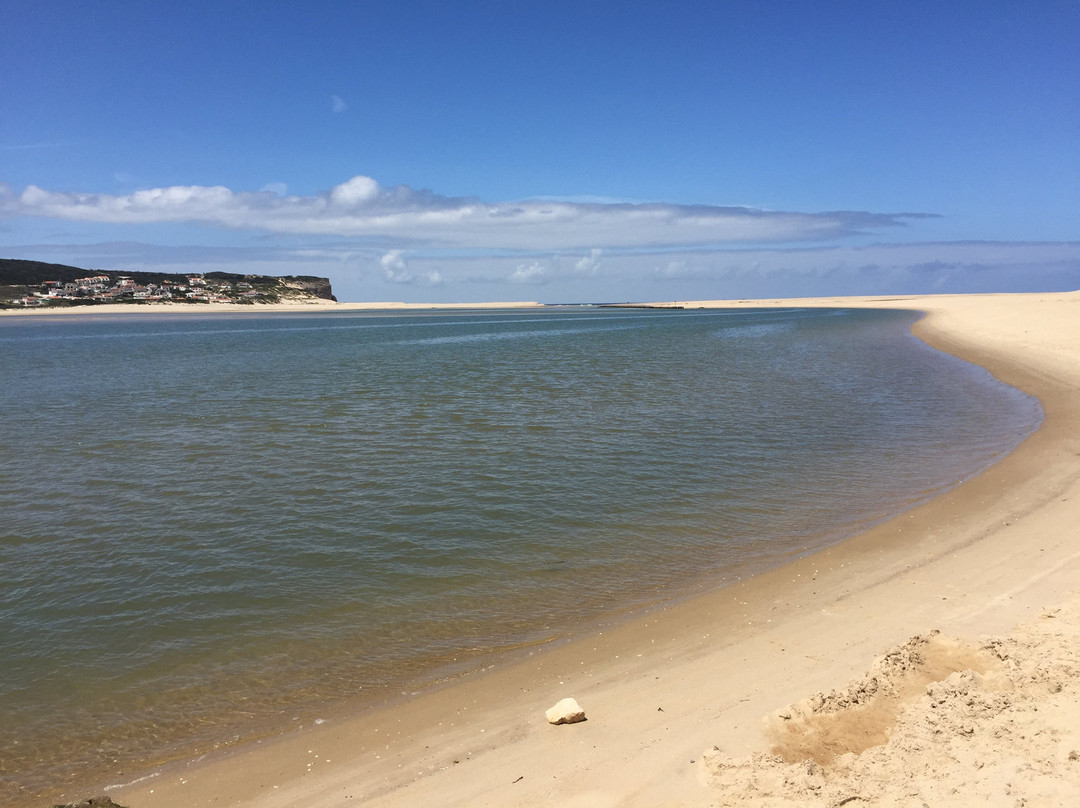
[{"left": 0, "top": 307, "right": 1040, "bottom": 801}]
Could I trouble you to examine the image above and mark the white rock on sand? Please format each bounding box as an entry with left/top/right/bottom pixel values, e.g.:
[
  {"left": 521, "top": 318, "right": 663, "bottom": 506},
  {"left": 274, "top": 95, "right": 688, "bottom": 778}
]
[{"left": 546, "top": 697, "right": 587, "bottom": 725}]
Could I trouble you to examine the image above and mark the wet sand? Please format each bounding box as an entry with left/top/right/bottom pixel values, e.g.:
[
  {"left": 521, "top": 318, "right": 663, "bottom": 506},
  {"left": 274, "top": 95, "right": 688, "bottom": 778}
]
[{"left": 62, "top": 291, "right": 1080, "bottom": 806}]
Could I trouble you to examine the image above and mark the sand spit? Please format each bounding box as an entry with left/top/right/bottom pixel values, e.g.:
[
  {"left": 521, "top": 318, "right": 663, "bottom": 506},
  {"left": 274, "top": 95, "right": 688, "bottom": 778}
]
[{"left": 58, "top": 290, "right": 1080, "bottom": 808}]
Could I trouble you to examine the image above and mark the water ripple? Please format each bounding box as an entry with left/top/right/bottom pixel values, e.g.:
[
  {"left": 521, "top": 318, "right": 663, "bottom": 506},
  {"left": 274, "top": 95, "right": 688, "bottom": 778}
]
[{"left": 0, "top": 306, "right": 1040, "bottom": 803}]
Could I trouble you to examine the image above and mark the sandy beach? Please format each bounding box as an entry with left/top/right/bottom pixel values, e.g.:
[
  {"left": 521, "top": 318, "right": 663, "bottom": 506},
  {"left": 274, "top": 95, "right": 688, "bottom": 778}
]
[{"left": 54, "top": 291, "right": 1080, "bottom": 807}]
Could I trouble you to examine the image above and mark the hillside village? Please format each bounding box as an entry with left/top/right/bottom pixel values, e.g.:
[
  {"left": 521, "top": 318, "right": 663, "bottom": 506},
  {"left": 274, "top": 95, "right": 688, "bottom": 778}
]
[
  {"left": 0, "top": 259, "right": 336, "bottom": 308},
  {"left": 16, "top": 273, "right": 271, "bottom": 306}
]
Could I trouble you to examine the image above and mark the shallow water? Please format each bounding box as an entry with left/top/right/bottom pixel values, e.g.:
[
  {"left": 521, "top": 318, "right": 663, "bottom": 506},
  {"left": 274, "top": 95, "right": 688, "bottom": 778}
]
[{"left": 0, "top": 306, "right": 1041, "bottom": 801}]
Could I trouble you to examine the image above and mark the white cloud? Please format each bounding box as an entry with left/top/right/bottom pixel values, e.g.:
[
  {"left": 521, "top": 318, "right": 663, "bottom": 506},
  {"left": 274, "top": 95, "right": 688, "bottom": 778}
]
[
  {"left": 380, "top": 249, "right": 412, "bottom": 283},
  {"left": 331, "top": 95, "right": 347, "bottom": 113},
  {"left": 0, "top": 175, "right": 925, "bottom": 251},
  {"left": 331, "top": 175, "right": 380, "bottom": 206},
  {"left": 380, "top": 249, "right": 442, "bottom": 285},
  {"left": 261, "top": 181, "right": 288, "bottom": 196},
  {"left": 575, "top": 248, "right": 602, "bottom": 274},
  {"left": 510, "top": 262, "right": 547, "bottom": 283}
]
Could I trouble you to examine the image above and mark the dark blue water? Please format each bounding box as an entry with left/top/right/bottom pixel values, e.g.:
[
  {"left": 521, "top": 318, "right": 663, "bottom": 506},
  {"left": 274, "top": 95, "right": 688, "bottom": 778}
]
[{"left": 0, "top": 306, "right": 1041, "bottom": 801}]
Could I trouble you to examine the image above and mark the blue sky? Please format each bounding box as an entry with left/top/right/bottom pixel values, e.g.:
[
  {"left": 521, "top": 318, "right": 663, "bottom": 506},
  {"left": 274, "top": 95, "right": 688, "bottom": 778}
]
[{"left": 2, "top": 1, "right": 1077, "bottom": 302}]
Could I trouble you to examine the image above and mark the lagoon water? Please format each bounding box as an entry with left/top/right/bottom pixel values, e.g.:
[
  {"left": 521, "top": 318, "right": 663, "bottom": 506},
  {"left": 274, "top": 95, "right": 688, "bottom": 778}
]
[{"left": 0, "top": 306, "right": 1041, "bottom": 801}]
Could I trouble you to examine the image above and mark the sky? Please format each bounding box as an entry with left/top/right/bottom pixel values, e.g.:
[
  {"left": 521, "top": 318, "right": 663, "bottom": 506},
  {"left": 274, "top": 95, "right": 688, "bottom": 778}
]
[{"left": 1, "top": 1, "right": 1078, "bottom": 303}]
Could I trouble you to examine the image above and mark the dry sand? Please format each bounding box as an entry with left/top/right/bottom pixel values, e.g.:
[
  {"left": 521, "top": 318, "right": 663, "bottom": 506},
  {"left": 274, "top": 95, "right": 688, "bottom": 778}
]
[{"left": 66, "top": 291, "right": 1080, "bottom": 807}]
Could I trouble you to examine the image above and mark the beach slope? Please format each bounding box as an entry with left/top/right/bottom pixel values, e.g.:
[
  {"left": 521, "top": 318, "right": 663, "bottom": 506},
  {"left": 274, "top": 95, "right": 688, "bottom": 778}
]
[{"left": 105, "top": 291, "right": 1080, "bottom": 808}]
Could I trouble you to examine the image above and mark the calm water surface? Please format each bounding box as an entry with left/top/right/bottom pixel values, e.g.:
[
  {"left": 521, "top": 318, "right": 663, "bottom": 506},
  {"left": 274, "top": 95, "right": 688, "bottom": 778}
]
[{"left": 0, "top": 306, "right": 1041, "bottom": 802}]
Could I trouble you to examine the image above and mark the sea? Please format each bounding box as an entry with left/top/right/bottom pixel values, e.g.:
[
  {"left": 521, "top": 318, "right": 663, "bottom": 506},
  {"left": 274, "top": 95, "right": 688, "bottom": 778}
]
[{"left": 0, "top": 305, "right": 1042, "bottom": 803}]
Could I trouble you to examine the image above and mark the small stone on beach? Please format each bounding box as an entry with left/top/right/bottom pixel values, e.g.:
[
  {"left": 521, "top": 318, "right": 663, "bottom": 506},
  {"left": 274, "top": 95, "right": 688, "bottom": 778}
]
[{"left": 546, "top": 697, "right": 586, "bottom": 725}]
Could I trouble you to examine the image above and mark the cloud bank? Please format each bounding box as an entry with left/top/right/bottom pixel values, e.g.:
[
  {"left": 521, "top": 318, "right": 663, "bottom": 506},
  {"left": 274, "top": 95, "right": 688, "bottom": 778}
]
[
  {"left": 8, "top": 174, "right": 1067, "bottom": 302},
  {"left": 11, "top": 238, "right": 1077, "bottom": 303},
  {"left": 0, "top": 175, "right": 923, "bottom": 251}
]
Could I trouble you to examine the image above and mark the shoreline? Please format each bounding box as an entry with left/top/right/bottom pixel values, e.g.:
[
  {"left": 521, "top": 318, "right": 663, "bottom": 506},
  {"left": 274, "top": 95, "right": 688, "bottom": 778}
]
[{"left": 59, "top": 291, "right": 1080, "bottom": 806}]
